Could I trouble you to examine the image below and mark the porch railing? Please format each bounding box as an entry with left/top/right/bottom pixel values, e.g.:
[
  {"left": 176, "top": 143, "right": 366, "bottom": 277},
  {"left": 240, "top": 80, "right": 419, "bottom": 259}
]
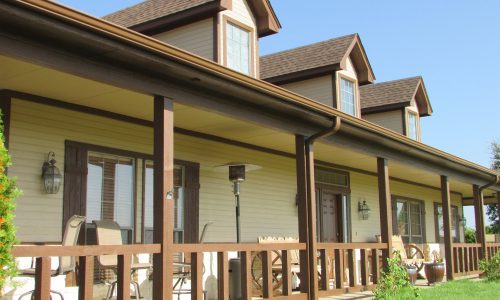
[
  {"left": 485, "top": 243, "right": 500, "bottom": 260},
  {"left": 172, "top": 242, "right": 308, "bottom": 300},
  {"left": 12, "top": 242, "right": 308, "bottom": 300},
  {"left": 451, "top": 243, "right": 482, "bottom": 276},
  {"left": 316, "top": 242, "right": 387, "bottom": 297},
  {"left": 12, "top": 244, "right": 161, "bottom": 300}
]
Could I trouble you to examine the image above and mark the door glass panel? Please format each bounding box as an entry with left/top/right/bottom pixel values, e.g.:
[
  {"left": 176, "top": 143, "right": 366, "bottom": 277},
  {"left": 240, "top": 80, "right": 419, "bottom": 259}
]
[{"left": 396, "top": 201, "right": 409, "bottom": 236}]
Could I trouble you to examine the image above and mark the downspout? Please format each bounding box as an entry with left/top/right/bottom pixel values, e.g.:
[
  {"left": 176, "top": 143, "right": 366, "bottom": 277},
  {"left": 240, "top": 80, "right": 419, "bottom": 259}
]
[
  {"left": 477, "top": 175, "right": 500, "bottom": 257},
  {"left": 303, "top": 116, "right": 341, "bottom": 299}
]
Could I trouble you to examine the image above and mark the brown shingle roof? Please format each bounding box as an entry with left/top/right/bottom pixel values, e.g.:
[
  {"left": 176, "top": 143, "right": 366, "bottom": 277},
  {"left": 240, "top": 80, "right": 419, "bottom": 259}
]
[
  {"left": 260, "top": 34, "right": 357, "bottom": 80},
  {"left": 103, "top": 0, "right": 214, "bottom": 28},
  {"left": 359, "top": 76, "right": 433, "bottom": 116},
  {"left": 359, "top": 77, "right": 422, "bottom": 109}
]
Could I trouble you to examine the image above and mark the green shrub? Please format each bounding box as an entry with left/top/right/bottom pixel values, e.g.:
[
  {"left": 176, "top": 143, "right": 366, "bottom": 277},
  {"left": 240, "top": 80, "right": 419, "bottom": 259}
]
[
  {"left": 464, "top": 227, "right": 476, "bottom": 243},
  {"left": 479, "top": 251, "right": 500, "bottom": 281},
  {"left": 373, "top": 251, "right": 419, "bottom": 299},
  {"left": 0, "top": 112, "right": 20, "bottom": 291}
]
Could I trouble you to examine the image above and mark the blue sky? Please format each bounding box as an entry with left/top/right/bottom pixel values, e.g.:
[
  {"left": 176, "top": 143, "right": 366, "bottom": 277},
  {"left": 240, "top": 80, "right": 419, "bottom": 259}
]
[{"left": 57, "top": 1, "right": 500, "bottom": 226}]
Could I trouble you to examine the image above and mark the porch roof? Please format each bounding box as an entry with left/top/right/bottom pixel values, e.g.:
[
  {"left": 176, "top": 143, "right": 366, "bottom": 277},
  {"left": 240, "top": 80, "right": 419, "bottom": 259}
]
[{"left": 0, "top": 0, "right": 498, "bottom": 192}]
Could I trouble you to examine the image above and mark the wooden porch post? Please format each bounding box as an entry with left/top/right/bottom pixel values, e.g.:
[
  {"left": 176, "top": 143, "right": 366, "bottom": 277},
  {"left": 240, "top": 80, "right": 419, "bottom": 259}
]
[
  {"left": 377, "top": 157, "right": 393, "bottom": 270},
  {"left": 497, "top": 192, "right": 500, "bottom": 231},
  {"left": 305, "top": 140, "right": 319, "bottom": 300},
  {"left": 441, "top": 175, "right": 454, "bottom": 280},
  {"left": 153, "top": 96, "right": 174, "bottom": 300},
  {"left": 295, "top": 135, "right": 311, "bottom": 295},
  {"left": 473, "top": 184, "right": 486, "bottom": 259}
]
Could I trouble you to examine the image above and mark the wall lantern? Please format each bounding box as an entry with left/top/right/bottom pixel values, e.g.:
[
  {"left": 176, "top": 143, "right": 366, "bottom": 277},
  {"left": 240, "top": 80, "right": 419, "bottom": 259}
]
[
  {"left": 459, "top": 215, "right": 467, "bottom": 227},
  {"left": 358, "top": 200, "right": 370, "bottom": 220},
  {"left": 41, "top": 151, "right": 62, "bottom": 194}
]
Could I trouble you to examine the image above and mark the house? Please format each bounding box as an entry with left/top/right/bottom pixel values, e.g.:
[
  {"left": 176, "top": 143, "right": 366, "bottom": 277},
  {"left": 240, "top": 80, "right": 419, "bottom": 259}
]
[{"left": 1, "top": 0, "right": 499, "bottom": 299}]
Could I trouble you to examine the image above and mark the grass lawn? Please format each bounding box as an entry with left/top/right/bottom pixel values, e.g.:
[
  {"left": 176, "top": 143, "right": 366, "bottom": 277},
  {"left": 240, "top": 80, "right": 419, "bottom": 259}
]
[{"left": 394, "top": 279, "right": 500, "bottom": 299}]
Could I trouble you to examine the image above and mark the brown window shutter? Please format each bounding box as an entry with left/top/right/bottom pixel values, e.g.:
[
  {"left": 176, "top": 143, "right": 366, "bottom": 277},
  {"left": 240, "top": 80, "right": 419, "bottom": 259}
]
[{"left": 62, "top": 141, "right": 88, "bottom": 243}]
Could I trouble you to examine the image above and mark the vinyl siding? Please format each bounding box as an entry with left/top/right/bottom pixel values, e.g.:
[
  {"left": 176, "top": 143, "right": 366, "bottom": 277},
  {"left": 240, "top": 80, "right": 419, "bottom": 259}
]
[
  {"left": 363, "top": 110, "right": 404, "bottom": 134},
  {"left": 9, "top": 99, "right": 297, "bottom": 243},
  {"left": 219, "top": 0, "right": 258, "bottom": 77},
  {"left": 280, "top": 75, "right": 334, "bottom": 107},
  {"left": 153, "top": 18, "right": 214, "bottom": 61},
  {"left": 350, "top": 172, "right": 464, "bottom": 243},
  {"left": 9, "top": 99, "right": 462, "bottom": 245}
]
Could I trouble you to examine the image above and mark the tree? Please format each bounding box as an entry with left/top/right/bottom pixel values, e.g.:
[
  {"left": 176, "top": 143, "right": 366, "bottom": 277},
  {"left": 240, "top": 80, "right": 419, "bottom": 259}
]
[
  {"left": 465, "top": 227, "right": 477, "bottom": 243},
  {"left": 486, "top": 142, "right": 500, "bottom": 233},
  {"left": 0, "top": 113, "right": 20, "bottom": 291}
]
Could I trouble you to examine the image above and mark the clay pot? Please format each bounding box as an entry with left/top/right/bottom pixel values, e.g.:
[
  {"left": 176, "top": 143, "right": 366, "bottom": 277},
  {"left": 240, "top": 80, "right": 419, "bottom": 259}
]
[
  {"left": 406, "top": 265, "right": 418, "bottom": 285},
  {"left": 424, "top": 262, "right": 445, "bottom": 285}
]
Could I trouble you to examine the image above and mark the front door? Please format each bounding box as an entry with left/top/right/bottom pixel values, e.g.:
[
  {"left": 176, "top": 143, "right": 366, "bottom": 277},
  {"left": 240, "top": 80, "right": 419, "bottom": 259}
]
[{"left": 317, "top": 188, "right": 343, "bottom": 242}]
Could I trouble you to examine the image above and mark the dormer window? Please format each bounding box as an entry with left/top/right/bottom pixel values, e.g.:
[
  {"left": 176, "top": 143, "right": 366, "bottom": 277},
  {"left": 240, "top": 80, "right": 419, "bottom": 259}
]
[
  {"left": 225, "top": 20, "right": 252, "bottom": 75},
  {"left": 407, "top": 111, "right": 419, "bottom": 140},
  {"left": 340, "top": 77, "right": 357, "bottom": 116}
]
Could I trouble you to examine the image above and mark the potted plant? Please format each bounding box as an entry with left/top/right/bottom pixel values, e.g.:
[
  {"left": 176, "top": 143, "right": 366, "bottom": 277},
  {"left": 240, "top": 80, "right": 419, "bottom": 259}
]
[{"left": 424, "top": 250, "right": 445, "bottom": 285}]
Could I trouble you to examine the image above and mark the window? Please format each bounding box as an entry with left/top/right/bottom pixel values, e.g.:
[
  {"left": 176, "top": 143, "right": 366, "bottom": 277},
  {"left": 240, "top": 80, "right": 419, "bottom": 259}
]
[
  {"left": 144, "top": 162, "right": 185, "bottom": 244},
  {"left": 434, "top": 203, "right": 460, "bottom": 243},
  {"left": 226, "top": 22, "right": 251, "bottom": 75},
  {"left": 392, "top": 197, "right": 425, "bottom": 244},
  {"left": 407, "top": 111, "right": 418, "bottom": 140},
  {"left": 340, "top": 78, "right": 356, "bottom": 116},
  {"left": 86, "top": 152, "right": 135, "bottom": 244}
]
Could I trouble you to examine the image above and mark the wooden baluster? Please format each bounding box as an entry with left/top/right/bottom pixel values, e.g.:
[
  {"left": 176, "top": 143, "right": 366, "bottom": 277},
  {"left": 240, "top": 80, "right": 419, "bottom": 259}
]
[
  {"left": 464, "top": 247, "right": 469, "bottom": 273},
  {"left": 191, "top": 252, "right": 203, "bottom": 300},
  {"left": 319, "top": 249, "right": 328, "bottom": 291},
  {"left": 459, "top": 247, "right": 464, "bottom": 273},
  {"left": 282, "top": 250, "right": 292, "bottom": 296},
  {"left": 347, "top": 249, "right": 356, "bottom": 288},
  {"left": 453, "top": 247, "right": 458, "bottom": 274},
  {"left": 217, "top": 252, "right": 229, "bottom": 300},
  {"left": 360, "top": 249, "right": 369, "bottom": 287},
  {"left": 469, "top": 247, "right": 474, "bottom": 271},
  {"left": 371, "top": 249, "right": 379, "bottom": 284},
  {"left": 334, "top": 249, "right": 344, "bottom": 290},
  {"left": 117, "top": 254, "right": 131, "bottom": 300},
  {"left": 261, "top": 251, "right": 273, "bottom": 298},
  {"left": 78, "top": 256, "right": 94, "bottom": 300},
  {"left": 240, "top": 251, "right": 252, "bottom": 300},
  {"left": 475, "top": 246, "right": 480, "bottom": 271},
  {"left": 34, "top": 256, "right": 51, "bottom": 300}
]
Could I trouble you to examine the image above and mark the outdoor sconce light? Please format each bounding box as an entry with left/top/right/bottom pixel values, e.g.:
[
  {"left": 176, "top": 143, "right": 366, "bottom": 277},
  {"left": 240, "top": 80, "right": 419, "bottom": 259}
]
[
  {"left": 41, "top": 151, "right": 62, "bottom": 194},
  {"left": 358, "top": 200, "right": 370, "bottom": 220},
  {"left": 459, "top": 215, "right": 467, "bottom": 227}
]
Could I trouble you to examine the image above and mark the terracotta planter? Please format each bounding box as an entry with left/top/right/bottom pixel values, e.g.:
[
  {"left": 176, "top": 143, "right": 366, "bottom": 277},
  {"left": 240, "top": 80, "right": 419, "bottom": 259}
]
[
  {"left": 406, "top": 266, "right": 418, "bottom": 285},
  {"left": 424, "top": 262, "right": 445, "bottom": 285}
]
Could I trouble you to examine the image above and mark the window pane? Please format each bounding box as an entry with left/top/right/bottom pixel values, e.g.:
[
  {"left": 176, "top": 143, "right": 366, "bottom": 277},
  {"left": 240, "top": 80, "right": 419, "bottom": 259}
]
[
  {"left": 396, "top": 201, "right": 408, "bottom": 236},
  {"left": 86, "top": 163, "right": 103, "bottom": 223},
  {"left": 114, "top": 163, "right": 134, "bottom": 228},
  {"left": 437, "top": 205, "right": 444, "bottom": 238},
  {"left": 226, "top": 22, "right": 250, "bottom": 75},
  {"left": 340, "top": 78, "right": 356, "bottom": 116},
  {"left": 408, "top": 112, "right": 418, "bottom": 140}
]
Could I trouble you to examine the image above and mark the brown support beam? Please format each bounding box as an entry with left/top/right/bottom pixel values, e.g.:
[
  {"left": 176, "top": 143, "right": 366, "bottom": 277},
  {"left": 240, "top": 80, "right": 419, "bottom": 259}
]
[
  {"left": 441, "top": 175, "right": 454, "bottom": 280},
  {"left": 473, "top": 184, "right": 486, "bottom": 259},
  {"left": 78, "top": 256, "right": 94, "bottom": 300},
  {"left": 377, "top": 157, "right": 393, "bottom": 271},
  {"left": 305, "top": 141, "right": 319, "bottom": 300},
  {"left": 153, "top": 96, "right": 174, "bottom": 300},
  {"left": 295, "top": 134, "right": 310, "bottom": 295}
]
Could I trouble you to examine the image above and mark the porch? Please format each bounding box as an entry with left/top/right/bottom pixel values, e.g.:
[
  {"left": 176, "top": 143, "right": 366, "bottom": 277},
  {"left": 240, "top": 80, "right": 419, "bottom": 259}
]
[{"left": 1, "top": 1, "right": 500, "bottom": 299}]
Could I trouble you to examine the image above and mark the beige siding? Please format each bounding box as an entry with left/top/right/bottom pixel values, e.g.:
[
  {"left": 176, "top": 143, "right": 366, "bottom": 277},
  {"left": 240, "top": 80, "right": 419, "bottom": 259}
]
[
  {"left": 280, "top": 75, "right": 334, "bottom": 107},
  {"left": 219, "top": 0, "right": 258, "bottom": 77},
  {"left": 153, "top": 18, "right": 214, "bottom": 61},
  {"left": 350, "top": 172, "right": 464, "bottom": 243},
  {"left": 363, "top": 110, "right": 404, "bottom": 134},
  {"left": 9, "top": 99, "right": 297, "bottom": 243}
]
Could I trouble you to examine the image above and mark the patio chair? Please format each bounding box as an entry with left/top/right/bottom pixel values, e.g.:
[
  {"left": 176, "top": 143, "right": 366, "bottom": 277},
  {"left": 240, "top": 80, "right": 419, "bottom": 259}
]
[
  {"left": 392, "top": 235, "right": 425, "bottom": 272},
  {"left": 93, "top": 220, "right": 152, "bottom": 300},
  {"left": 18, "top": 215, "right": 86, "bottom": 300}
]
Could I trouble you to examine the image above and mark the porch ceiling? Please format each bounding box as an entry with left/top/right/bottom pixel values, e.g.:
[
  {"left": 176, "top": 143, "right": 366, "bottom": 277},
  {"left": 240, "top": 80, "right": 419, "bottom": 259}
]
[{"left": 0, "top": 54, "right": 490, "bottom": 198}]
